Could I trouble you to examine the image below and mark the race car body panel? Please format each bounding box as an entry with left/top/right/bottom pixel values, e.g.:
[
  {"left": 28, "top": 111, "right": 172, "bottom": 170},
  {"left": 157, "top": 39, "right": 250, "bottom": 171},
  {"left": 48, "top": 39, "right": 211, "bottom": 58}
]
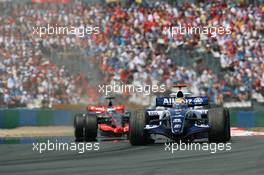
[
  {"left": 170, "top": 110, "right": 185, "bottom": 134},
  {"left": 96, "top": 111, "right": 129, "bottom": 134},
  {"left": 99, "top": 124, "right": 129, "bottom": 133}
]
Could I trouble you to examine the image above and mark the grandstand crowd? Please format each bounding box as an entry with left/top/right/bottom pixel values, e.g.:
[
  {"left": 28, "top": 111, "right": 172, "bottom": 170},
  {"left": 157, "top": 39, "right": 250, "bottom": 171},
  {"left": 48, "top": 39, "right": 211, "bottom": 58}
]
[{"left": 0, "top": 0, "right": 263, "bottom": 108}]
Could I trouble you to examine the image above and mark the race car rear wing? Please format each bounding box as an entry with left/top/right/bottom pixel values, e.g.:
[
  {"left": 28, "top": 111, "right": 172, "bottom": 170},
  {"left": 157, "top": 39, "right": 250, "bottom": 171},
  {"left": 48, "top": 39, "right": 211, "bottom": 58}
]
[
  {"left": 87, "top": 105, "right": 125, "bottom": 113},
  {"left": 156, "top": 96, "right": 208, "bottom": 107}
]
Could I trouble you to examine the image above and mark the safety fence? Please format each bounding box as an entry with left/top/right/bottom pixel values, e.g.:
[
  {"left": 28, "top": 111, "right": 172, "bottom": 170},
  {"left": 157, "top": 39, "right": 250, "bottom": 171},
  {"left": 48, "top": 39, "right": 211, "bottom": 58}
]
[
  {"left": 0, "top": 109, "right": 263, "bottom": 129},
  {"left": 0, "top": 109, "right": 85, "bottom": 129}
]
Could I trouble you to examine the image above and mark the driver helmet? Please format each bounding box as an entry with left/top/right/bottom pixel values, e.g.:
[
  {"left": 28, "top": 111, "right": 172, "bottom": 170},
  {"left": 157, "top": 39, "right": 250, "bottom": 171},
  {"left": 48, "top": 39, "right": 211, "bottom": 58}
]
[{"left": 173, "top": 97, "right": 186, "bottom": 108}]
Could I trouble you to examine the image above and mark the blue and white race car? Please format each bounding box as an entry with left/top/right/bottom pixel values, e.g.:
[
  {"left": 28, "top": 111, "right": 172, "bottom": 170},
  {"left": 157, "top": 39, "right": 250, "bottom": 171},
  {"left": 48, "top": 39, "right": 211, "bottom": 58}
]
[{"left": 129, "top": 84, "right": 230, "bottom": 145}]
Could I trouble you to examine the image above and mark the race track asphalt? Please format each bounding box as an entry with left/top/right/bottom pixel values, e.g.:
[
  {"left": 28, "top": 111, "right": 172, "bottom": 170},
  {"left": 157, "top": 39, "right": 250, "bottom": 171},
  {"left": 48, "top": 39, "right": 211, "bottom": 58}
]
[{"left": 0, "top": 136, "right": 263, "bottom": 175}]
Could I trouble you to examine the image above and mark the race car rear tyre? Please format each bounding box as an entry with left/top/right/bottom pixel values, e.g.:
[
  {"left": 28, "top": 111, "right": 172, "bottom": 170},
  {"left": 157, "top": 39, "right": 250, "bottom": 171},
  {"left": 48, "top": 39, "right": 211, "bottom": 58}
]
[
  {"left": 129, "top": 111, "right": 147, "bottom": 145},
  {"left": 74, "top": 114, "right": 84, "bottom": 142},
  {"left": 208, "top": 108, "right": 230, "bottom": 143},
  {"left": 84, "top": 114, "right": 98, "bottom": 141},
  {"left": 224, "top": 108, "right": 231, "bottom": 141}
]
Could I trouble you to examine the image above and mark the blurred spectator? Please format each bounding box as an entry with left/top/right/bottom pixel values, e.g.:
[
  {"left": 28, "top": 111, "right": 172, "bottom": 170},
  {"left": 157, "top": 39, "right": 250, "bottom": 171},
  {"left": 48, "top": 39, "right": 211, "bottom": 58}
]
[{"left": 0, "top": 0, "right": 263, "bottom": 108}]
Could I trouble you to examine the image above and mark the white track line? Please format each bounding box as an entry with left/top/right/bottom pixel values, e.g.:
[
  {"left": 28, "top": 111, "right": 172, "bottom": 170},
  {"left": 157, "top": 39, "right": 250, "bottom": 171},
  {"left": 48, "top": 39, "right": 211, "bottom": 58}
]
[{"left": 231, "top": 127, "right": 264, "bottom": 136}]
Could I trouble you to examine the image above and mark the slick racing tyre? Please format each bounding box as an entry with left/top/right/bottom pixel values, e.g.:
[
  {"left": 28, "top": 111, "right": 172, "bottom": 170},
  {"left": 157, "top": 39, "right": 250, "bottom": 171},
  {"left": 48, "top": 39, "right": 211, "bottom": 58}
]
[
  {"left": 74, "top": 114, "right": 84, "bottom": 142},
  {"left": 208, "top": 108, "right": 230, "bottom": 143},
  {"left": 84, "top": 114, "right": 98, "bottom": 141},
  {"left": 129, "top": 111, "right": 147, "bottom": 145},
  {"left": 224, "top": 108, "right": 231, "bottom": 141}
]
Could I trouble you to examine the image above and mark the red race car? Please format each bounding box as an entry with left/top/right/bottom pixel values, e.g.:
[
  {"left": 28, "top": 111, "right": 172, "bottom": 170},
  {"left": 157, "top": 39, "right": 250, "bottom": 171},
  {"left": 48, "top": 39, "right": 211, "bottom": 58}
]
[{"left": 74, "top": 97, "right": 130, "bottom": 141}]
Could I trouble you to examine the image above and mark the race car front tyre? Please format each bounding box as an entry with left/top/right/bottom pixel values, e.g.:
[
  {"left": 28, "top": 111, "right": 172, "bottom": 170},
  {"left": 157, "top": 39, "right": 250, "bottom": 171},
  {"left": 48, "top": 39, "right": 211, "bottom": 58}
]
[
  {"left": 74, "top": 114, "right": 84, "bottom": 142},
  {"left": 208, "top": 108, "right": 230, "bottom": 143},
  {"left": 129, "top": 111, "right": 147, "bottom": 145},
  {"left": 84, "top": 114, "right": 98, "bottom": 141}
]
